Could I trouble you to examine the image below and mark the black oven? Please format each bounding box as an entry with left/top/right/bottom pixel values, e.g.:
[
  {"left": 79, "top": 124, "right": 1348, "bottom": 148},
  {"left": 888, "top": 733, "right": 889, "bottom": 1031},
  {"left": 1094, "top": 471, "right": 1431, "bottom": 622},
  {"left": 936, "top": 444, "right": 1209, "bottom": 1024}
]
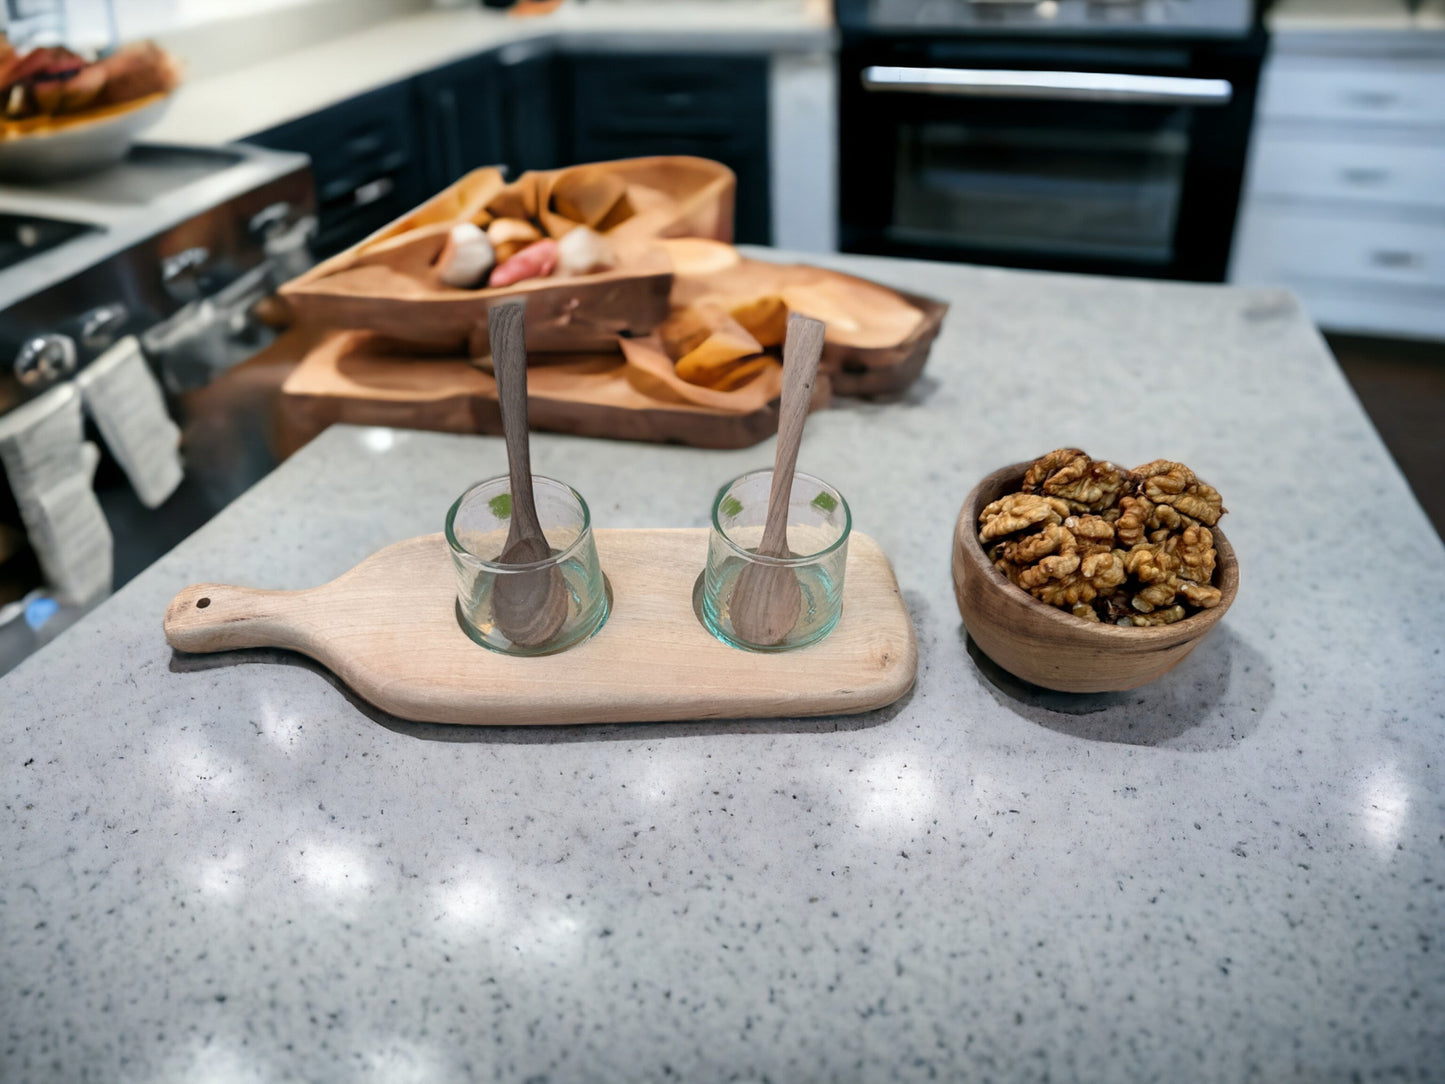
[{"left": 839, "top": 17, "right": 1266, "bottom": 282}]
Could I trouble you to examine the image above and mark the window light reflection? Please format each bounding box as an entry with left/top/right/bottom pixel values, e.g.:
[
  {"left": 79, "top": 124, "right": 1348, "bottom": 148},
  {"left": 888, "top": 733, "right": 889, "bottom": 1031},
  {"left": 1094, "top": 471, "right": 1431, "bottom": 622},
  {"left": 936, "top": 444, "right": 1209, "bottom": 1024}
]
[
  {"left": 1360, "top": 763, "right": 1410, "bottom": 852},
  {"left": 288, "top": 839, "right": 374, "bottom": 915},
  {"left": 852, "top": 753, "right": 936, "bottom": 829}
]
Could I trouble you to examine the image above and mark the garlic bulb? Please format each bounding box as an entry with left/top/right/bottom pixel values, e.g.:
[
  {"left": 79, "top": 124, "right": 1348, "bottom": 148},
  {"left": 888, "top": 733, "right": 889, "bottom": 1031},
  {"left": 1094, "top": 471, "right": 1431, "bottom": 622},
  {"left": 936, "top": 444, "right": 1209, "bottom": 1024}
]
[
  {"left": 555, "top": 226, "right": 618, "bottom": 277},
  {"left": 436, "top": 222, "right": 495, "bottom": 289}
]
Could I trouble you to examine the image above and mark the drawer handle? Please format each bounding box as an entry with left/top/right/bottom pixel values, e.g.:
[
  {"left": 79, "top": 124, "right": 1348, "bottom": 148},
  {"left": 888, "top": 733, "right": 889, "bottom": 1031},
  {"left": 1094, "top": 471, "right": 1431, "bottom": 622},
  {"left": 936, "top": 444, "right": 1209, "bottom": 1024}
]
[
  {"left": 1370, "top": 250, "right": 1422, "bottom": 270},
  {"left": 353, "top": 177, "right": 395, "bottom": 208},
  {"left": 1344, "top": 90, "right": 1400, "bottom": 109},
  {"left": 1340, "top": 167, "right": 1389, "bottom": 186},
  {"left": 861, "top": 66, "right": 1233, "bottom": 105}
]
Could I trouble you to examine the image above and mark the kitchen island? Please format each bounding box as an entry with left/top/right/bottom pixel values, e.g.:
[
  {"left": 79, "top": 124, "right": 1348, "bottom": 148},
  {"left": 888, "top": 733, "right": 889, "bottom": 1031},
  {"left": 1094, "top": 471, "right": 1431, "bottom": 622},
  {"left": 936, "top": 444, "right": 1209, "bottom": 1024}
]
[{"left": 4, "top": 253, "right": 1443, "bottom": 1082}]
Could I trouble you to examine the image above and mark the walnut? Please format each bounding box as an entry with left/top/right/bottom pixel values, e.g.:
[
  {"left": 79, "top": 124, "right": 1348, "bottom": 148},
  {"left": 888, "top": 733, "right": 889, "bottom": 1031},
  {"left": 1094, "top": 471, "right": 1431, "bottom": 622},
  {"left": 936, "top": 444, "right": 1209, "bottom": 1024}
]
[
  {"left": 980, "top": 449, "right": 1227, "bottom": 626},
  {"left": 1029, "top": 554, "right": 1126, "bottom": 607},
  {"left": 1125, "top": 541, "right": 1180, "bottom": 586},
  {"left": 1021, "top": 448, "right": 1083, "bottom": 489},
  {"left": 1115, "top": 496, "right": 1153, "bottom": 547},
  {"left": 1175, "top": 524, "right": 1216, "bottom": 585},
  {"left": 1000, "top": 521, "right": 1071, "bottom": 564},
  {"left": 1065, "top": 514, "right": 1115, "bottom": 551},
  {"left": 1174, "top": 526, "right": 1222, "bottom": 609},
  {"left": 978, "top": 493, "right": 1070, "bottom": 542},
  {"left": 1124, "top": 541, "right": 1182, "bottom": 613},
  {"left": 1134, "top": 460, "right": 1224, "bottom": 526},
  {"left": 1131, "top": 582, "right": 1178, "bottom": 613},
  {"left": 1179, "top": 582, "right": 1223, "bottom": 609},
  {"left": 1021, "top": 448, "right": 1132, "bottom": 513},
  {"left": 1015, "top": 521, "right": 1126, "bottom": 608},
  {"left": 1120, "top": 605, "right": 1187, "bottom": 627},
  {"left": 1122, "top": 527, "right": 1222, "bottom": 613}
]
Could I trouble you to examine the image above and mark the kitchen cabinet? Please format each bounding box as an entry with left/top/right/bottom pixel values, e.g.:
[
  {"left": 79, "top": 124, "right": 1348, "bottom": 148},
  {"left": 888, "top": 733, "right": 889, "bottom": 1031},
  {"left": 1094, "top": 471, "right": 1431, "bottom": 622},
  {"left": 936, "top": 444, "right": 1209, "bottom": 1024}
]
[
  {"left": 247, "top": 48, "right": 775, "bottom": 256},
  {"left": 247, "top": 81, "right": 425, "bottom": 259},
  {"left": 1229, "top": 35, "right": 1445, "bottom": 340},
  {"left": 497, "top": 47, "right": 568, "bottom": 174},
  {"left": 414, "top": 52, "right": 505, "bottom": 195},
  {"left": 566, "top": 53, "right": 772, "bottom": 244}
]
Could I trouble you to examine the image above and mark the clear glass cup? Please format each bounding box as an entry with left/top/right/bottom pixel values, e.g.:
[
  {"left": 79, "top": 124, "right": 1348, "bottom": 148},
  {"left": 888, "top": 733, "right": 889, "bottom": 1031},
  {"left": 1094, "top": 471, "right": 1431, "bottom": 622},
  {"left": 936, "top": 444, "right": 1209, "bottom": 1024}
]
[
  {"left": 446, "top": 475, "right": 609, "bottom": 656},
  {"left": 701, "top": 469, "right": 851, "bottom": 652}
]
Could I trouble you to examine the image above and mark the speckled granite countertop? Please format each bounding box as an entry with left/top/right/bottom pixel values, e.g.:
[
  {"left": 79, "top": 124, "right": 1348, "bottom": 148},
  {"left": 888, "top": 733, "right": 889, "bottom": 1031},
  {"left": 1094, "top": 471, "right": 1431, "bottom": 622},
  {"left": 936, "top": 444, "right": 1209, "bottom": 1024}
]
[{"left": 3, "top": 253, "right": 1443, "bottom": 1082}]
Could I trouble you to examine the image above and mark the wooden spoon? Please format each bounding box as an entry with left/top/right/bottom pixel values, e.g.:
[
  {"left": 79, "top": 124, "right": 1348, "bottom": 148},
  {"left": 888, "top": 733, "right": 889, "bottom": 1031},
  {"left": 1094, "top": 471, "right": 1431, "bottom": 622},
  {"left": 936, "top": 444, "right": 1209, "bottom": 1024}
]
[
  {"left": 487, "top": 300, "right": 568, "bottom": 648},
  {"left": 728, "top": 314, "right": 827, "bottom": 646}
]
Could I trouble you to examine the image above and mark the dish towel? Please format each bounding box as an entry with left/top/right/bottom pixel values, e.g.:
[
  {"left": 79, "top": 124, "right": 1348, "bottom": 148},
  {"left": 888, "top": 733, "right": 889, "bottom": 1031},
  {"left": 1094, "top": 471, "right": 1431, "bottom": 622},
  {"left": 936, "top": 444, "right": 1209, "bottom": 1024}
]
[
  {"left": 0, "top": 385, "right": 113, "bottom": 606},
  {"left": 75, "top": 335, "right": 184, "bottom": 509}
]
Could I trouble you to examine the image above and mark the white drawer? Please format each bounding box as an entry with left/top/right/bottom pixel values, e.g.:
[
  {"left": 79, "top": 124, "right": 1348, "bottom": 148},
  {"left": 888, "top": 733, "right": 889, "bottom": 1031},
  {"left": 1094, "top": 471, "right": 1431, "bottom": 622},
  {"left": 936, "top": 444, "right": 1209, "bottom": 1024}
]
[
  {"left": 1258, "top": 57, "right": 1445, "bottom": 125},
  {"left": 1247, "top": 134, "right": 1445, "bottom": 208},
  {"left": 1231, "top": 206, "right": 1445, "bottom": 289},
  {"left": 1289, "top": 282, "right": 1445, "bottom": 339}
]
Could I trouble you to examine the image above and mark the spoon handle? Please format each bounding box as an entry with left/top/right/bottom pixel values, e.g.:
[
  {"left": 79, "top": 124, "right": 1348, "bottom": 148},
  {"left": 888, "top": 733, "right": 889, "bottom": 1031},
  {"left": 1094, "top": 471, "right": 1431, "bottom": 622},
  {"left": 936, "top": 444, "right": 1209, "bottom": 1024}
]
[
  {"left": 489, "top": 301, "right": 543, "bottom": 535},
  {"left": 758, "top": 314, "right": 826, "bottom": 556}
]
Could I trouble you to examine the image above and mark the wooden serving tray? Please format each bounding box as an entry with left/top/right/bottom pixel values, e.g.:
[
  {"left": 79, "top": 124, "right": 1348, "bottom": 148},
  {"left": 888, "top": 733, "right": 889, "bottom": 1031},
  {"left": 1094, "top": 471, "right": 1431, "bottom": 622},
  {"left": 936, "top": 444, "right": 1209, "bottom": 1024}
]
[
  {"left": 278, "top": 331, "right": 794, "bottom": 451},
  {"left": 163, "top": 528, "right": 918, "bottom": 726},
  {"left": 279, "top": 157, "right": 736, "bottom": 353}
]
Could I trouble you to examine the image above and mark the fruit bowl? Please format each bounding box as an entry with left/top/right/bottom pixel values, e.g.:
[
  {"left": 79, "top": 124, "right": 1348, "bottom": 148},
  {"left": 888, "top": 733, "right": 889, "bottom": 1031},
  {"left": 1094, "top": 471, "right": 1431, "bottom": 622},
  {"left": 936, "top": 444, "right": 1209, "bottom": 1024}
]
[{"left": 0, "top": 92, "right": 171, "bottom": 180}]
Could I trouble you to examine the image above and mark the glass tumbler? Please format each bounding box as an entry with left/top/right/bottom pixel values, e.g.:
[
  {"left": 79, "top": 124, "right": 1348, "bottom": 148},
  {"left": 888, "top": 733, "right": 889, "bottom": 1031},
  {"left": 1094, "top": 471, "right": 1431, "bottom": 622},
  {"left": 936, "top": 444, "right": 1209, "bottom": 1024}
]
[
  {"left": 701, "top": 469, "right": 851, "bottom": 652},
  {"left": 446, "top": 475, "right": 609, "bottom": 656}
]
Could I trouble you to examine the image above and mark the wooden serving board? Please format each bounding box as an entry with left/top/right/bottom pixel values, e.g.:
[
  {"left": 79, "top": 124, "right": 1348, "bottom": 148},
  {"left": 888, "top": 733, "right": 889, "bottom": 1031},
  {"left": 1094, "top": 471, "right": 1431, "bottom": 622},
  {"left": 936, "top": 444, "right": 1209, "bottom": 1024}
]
[
  {"left": 163, "top": 528, "right": 918, "bottom": 726},
  {"left": 278, "top": 331, "right": 798, "bottom": 451}
]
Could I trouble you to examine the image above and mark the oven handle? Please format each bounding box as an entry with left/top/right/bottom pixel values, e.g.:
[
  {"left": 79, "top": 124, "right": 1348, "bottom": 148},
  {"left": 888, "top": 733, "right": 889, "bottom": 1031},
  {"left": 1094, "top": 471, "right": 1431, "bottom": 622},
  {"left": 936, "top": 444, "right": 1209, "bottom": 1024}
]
[{"left": 861, "top": 66, "right": 1233, "bottom": 106}]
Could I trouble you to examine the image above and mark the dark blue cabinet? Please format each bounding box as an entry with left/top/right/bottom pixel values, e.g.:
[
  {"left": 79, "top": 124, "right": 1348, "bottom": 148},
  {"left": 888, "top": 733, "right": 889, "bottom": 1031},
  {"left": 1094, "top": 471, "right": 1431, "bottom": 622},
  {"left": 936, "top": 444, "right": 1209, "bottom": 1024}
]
[
  {"left": 247, "top": 81, "right": 424, "bottom": 257},
  {"left": 246, "top": 49, "right": 773, "bottom": 255},
  {"left": 415, "top": 52, "right": 505, "bottom": 194},
  {"left": 567, "top": 54, "right": 771, "bottom": 244}
]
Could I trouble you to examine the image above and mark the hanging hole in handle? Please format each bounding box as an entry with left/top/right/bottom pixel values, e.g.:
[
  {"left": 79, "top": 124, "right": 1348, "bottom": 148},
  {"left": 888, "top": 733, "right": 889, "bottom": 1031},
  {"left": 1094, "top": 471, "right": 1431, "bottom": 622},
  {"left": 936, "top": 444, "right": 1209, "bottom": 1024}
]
[{"left": 196, "top": 597, "right": 211, "bottom": 609}]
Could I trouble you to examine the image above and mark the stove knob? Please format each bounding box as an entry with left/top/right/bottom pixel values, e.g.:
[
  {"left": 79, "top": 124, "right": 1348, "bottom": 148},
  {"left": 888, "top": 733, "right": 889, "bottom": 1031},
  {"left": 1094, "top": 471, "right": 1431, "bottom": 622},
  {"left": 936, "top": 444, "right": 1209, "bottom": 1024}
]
[
  {"left": 161, "top": 246, "right": 212, "bottom": 302},
  {"left": 79, "top": 303, "right": 130, "bottom": 350},
  {"left": 248, "top": 201, "right": 293, "bottom": 242},
  {"left": 14, "top": 333, "right": 78, "bottom": 388}
]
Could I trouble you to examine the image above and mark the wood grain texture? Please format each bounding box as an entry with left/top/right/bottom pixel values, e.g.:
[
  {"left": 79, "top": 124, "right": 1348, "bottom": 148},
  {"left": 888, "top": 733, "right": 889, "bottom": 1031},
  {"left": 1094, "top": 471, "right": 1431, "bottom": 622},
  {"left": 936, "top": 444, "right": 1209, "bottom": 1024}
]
[
  {"left": 728, "top": 315, "right": 825, "bottom": 646},
  {"left": 952, "top": 463, "right": 1239, "bottom": 694},
  {"left": 164, "top": 529, "right": 917, "bottom": 726},
  {"left": 669, "top": 258, "right": 950, "bottom": 398},
  {"left": 488, "top": 301, "right": 569, "bottom": 646},
  {"left": 278, "top": 332, "right": 790, "bottom": 451}
]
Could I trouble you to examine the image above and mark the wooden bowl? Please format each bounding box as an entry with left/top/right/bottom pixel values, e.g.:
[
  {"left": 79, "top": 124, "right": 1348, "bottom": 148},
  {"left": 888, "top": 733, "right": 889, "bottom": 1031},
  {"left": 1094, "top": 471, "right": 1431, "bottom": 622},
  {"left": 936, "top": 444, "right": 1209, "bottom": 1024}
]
[{"left": 951, "top": 462, "right": 1239, "bottom": 693}]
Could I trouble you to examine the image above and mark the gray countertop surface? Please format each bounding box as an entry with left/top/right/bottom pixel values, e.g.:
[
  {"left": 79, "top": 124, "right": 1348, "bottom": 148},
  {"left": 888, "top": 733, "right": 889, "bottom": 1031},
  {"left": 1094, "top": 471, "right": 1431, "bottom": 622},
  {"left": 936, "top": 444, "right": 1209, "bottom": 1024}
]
[{"left": 3, "top": 252, "right": 1443, "bottom": 1082}]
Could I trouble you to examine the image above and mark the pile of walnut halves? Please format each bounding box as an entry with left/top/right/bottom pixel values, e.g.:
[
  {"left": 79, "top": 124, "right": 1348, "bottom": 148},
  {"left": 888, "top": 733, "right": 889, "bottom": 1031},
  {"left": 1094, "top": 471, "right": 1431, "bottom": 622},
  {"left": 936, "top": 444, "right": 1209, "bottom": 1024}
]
[{"left": 977, "top": 448, "right": 1227, "bottom": 626}]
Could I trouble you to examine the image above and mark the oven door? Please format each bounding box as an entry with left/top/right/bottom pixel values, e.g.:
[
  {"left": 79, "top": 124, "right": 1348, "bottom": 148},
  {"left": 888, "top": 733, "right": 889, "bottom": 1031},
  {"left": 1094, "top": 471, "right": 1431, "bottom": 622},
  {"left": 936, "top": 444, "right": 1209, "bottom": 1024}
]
[{"left": 839, "top": 37, "right": 1265, "bottom": 281}]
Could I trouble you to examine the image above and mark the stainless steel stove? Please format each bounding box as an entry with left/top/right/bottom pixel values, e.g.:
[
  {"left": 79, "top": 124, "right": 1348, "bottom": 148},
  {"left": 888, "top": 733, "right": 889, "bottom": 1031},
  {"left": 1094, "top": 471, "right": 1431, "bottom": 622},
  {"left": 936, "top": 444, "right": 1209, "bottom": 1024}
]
[
  {"left": 0, "top": 142, "right": 313, "bottom": 415},
  {"left": 0, "top": 141, "right": 315, "bottom": 674}
]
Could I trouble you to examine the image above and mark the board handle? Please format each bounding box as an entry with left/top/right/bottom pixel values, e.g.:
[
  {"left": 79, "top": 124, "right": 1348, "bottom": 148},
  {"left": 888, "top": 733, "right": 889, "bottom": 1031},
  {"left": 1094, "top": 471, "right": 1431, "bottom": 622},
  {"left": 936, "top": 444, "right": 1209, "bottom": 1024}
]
[{"left": 164, "top": 583, "right": 313, "bottom": 654}]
